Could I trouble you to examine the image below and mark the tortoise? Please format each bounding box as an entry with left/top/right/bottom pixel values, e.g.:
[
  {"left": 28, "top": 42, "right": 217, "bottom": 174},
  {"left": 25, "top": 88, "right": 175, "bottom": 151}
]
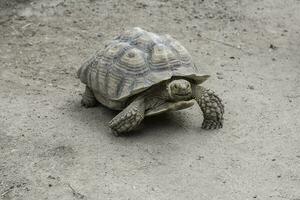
[{"left": 77, "top": 27, "right": 224, "bottom": 135}]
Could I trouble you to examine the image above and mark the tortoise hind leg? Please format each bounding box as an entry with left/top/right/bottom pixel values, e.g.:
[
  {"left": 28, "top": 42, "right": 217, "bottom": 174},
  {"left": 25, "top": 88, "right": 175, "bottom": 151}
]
[
  {"left": 109, "top": 97, "right": 145, "bottom": 136},
  {"left": 193, "top": 85, "right": 224, "bottom": 129},
  {"left": 81, "top": 86, "right": 98, "bottom": 107}
]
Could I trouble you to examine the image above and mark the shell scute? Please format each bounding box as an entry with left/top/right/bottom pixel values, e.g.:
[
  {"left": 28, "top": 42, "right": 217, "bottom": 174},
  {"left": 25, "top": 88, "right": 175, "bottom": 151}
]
[{"left": 116, "top": 48, "right": 148, "bottom": 75}]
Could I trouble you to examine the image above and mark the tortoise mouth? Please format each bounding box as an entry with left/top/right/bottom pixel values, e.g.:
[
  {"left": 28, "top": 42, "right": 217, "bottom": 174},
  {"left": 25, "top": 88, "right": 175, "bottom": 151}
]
[
  {"left": 172, "top": 91, "right": 192, "bottom": 101},
  {"left": 175, "top": 92, "right": 192, "bottom": 97}
]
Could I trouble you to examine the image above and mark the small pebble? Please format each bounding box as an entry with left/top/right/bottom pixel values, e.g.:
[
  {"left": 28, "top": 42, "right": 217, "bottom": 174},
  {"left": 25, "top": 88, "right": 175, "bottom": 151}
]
[
  {"left": 247, "top": 85, "right": 254, "bottom": 90},
  {"left": 48, "top": 175, "right": 56, "bottom": 179},
  {"left": 197, "top": 156, "right": 204, "bottom": 160},
  {"left": 207, "top": 13, "right": 214, "bottom": 18},
  {"left": 97, "top": 32, "right": 103, "bottom": 37},
  {"left": 269, "top": 44, "right": 278, "bottom": 50}
]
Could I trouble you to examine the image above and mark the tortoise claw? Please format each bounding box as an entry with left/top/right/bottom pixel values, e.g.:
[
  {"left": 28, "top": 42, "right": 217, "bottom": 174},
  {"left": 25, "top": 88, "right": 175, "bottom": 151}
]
[{"left": 202, "top": 119, "right": 223, "bottom": 130}]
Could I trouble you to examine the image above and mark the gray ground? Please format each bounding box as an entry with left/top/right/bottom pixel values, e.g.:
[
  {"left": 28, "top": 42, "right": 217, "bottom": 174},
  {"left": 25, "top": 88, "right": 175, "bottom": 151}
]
[{"left": 0, "top": 0, "right": 300, "bottom": 199}]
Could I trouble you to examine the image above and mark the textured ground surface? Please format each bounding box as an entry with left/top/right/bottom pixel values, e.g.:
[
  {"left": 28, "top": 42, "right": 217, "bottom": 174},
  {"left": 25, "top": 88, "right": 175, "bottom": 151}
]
[{"left": 0, "top": 0, "right": 300, "bottom": 199}]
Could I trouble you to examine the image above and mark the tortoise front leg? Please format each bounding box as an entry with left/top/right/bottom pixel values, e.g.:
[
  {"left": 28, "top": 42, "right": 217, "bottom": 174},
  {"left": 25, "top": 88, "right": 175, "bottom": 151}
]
[
  {"left": 109, "top": 97, "right": 145, "bottom": 136},
  {"left": 192, "top": 85, "right": 224, "bottom": 129}
]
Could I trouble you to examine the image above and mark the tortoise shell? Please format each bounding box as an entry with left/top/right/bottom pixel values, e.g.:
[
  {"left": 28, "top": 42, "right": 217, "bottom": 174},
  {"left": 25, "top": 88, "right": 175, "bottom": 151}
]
[{"left": 77, "top": 27, "right": 209, "bottom": 106}]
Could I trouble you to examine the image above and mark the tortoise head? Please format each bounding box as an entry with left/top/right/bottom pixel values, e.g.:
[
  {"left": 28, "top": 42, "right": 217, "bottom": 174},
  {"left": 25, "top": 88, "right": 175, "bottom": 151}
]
[{"left": 167, "top": 79, "right": 192, "bottom": 101}]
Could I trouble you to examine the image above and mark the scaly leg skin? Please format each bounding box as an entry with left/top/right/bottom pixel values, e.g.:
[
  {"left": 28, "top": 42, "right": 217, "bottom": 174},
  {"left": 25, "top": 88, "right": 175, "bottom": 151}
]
[
  {"left": 81, "top": 86, "right": 98, "bottom": 107},
  {"left": 193, "top": 85, "right": 224, "bottom": 129},
  {"left": 109, "top": 97, "right": 145, "bottom": 136}
]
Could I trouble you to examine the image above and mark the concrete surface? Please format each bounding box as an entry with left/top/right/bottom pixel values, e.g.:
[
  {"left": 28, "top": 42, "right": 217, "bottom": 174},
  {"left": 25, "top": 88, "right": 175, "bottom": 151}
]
[{"left": 0, "top": 0, "right": 299, "bottom": 199}]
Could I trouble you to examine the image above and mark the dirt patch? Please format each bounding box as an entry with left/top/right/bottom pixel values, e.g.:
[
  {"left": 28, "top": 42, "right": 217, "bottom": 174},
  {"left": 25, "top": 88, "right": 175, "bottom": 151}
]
[{"left": 1, "top": 0, "right": 300, "bottom": 199}]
